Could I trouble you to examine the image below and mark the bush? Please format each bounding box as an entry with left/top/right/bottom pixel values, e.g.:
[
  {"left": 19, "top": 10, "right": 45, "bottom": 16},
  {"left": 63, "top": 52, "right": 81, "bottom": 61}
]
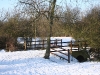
[{"left": 0, "top": 36, "right": 6, "bottom": 49}]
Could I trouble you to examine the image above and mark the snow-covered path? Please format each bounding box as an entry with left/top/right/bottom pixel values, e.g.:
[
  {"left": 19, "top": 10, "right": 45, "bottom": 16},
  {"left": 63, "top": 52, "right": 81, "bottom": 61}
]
[{"left": 0, "top": 50, "right": 100, "bottom": 75}]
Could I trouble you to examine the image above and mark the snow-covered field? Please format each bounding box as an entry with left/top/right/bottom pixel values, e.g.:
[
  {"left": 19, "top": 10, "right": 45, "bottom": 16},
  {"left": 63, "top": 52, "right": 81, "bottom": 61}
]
[
  {"left": 0, "top": 37, "right": 100, "bottom": 75},
  {"left": 0, "top": 49, "right": 100, "bottom": 75}
]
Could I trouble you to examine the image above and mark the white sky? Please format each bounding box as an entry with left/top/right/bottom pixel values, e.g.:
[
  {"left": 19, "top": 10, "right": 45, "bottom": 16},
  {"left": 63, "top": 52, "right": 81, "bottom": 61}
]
[
  {"left": 0, "top": 0, "right": 100, "bottom": 17},
  {"left": 0, "top": 0, "right": 100, "bottom": 11},
  {"left": 57, "top": 0, "right": 100, "bottom": 12},
  {"left": 0, "top": 0, "right": 18, "bottom": 10}
]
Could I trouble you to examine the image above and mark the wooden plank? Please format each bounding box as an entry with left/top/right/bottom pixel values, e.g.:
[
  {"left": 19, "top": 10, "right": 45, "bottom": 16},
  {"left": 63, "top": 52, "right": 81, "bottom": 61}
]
[
  {"left": 51, "top": 52, "right": 68, "bottom": 61},
  {"left": 50, "top": 48, "right": 68, "bottom": 52},
  {"left": 50, "top": 50, "right": 68, "bottom": 52},
  {"left": 58, "top": 51, "right": 68, "bottom": 56}
]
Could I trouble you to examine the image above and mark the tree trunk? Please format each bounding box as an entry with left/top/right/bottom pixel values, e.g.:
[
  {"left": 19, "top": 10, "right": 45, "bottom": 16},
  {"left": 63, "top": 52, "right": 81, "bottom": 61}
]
[
  {"left": 44, "top": 37, "right": 50, "bottom": 59},
  {"left": 44, "top": 0, "right": 56, "bottom": 59}
]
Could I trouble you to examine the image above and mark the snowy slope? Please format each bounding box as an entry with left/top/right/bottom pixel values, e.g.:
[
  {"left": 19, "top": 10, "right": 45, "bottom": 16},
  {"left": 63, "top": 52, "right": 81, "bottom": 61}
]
[{"left": 0, "top": 50, "right": 100, "bottom": 75}]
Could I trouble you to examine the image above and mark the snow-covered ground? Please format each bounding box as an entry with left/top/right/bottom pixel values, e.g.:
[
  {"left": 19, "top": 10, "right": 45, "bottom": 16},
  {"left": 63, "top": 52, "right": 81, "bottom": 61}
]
[
  {"left": 0, "top": 37, "right": 100, "bottom": 75},
  {"left": 0, "top": 49, "right": 100, "bottom": 75}
]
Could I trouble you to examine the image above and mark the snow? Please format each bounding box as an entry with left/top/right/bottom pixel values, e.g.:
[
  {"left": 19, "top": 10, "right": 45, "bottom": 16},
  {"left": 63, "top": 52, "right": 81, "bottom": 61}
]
[
  {"left": 0, "top": 50, "right": 100, "bottom": 75},
  {"left": 0, "top": 37, "right": 100, "bottom": 75}
]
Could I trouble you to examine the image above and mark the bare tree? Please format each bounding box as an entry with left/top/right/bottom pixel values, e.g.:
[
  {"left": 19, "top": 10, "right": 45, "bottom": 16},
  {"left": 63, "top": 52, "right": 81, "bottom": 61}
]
[
  {"left": 18, "top": 0, "right": 51, "bottom": 47},
  {"left": 18, "top": 0, "right": 56, "bottom": 58},
  {"left": 19, "top": 0, "right": 49, "bottom": 36}
]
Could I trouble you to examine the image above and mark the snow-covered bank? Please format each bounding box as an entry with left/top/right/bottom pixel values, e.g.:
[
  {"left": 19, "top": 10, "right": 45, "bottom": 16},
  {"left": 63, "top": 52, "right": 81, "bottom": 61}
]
[{"left": 0, "top": 50, "right": 100, "bottom": 75}]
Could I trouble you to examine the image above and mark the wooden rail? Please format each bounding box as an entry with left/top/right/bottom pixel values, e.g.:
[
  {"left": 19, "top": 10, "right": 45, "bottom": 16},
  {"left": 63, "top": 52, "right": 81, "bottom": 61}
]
[
  {"left": 51, "top": 52, "right": 68, "bottom": 60},
  {"left": 23, "top": 39, "right": 88, "bottom": 51},
  {"left": 24, "top": 39, "right": 63, "bottom": 50},
  {"left": 50, "top": 48, "right": 70, "bottom": 63}
]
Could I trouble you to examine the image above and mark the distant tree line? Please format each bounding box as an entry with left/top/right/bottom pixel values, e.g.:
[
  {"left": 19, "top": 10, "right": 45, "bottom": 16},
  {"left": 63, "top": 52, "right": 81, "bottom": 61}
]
[{"left": 0, "top": 0, "right": 100, "bottom": 51}]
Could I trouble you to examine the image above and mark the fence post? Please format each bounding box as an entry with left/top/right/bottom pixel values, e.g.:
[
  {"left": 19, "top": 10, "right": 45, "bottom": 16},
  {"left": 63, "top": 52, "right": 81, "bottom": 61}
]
[
  {"left": 78, "top": 44, "right": 79, "bottom": 51},
  {"left": 34, "top": 40, "right": 36, "bottom": 49},
  {"left": 24, "top": 39, "right": 27, "bottom": 50},
  {"left": 84, "top": 41, "right": 87, "bottom": 50},
  {"left": 43, "top": 40, "right": 44, "bottom": 49},
  {"left": 68, "top": 49, "right": 70, "bottom": 63},
  {"left": 56, "top": 39, "right": 57, "bottom": 47},
  {"left": 70, "top": 40, "right": 72, "bottom": 53},
  {"left": 98, "top": 48, "right": 100, "bottom": 58},
  {"left": 39, "top": 40, "right": 41, "bottom": 49},
  {"left": 61, "top": 39, "right": 62, "bottom": 48}
]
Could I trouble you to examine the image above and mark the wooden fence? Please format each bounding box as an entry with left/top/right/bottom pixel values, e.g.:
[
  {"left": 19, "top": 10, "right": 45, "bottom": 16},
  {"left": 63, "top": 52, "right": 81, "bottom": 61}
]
[
  {"left": 24, "top": 39, "right": 62, "bottom": 50},
  {"left": 24, "top": 39, "right": 88, "bottom": 51},
  {"left": 20, "top": 39, "right": 88, "bottom": 63}
]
